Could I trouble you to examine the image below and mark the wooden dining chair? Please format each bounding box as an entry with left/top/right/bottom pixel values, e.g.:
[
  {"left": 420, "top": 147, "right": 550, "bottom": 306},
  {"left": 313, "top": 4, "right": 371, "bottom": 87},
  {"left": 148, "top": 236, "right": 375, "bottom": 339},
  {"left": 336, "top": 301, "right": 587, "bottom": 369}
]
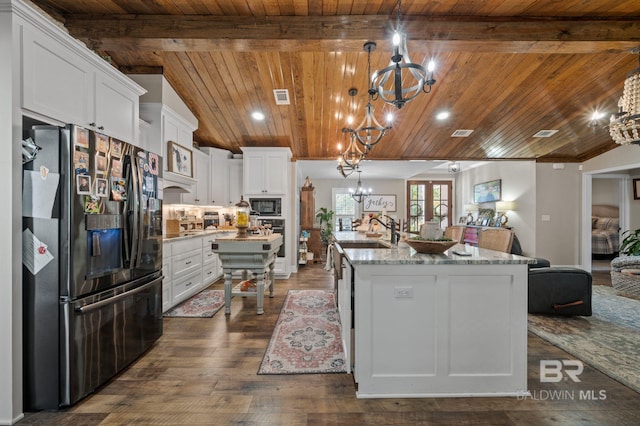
[
  {"left": 444, "top": 225, "right": 466, "bottom": 243},
  {"left": 477, "top": 228, "right": 514, "bottom": 253}
]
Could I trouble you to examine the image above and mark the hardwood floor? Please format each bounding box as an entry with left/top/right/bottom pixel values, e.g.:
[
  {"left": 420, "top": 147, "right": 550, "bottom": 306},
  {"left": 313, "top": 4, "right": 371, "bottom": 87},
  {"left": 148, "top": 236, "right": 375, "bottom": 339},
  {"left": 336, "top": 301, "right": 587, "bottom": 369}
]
[{"left": 19, "top": 263, "right": 640, "bottom": 425}]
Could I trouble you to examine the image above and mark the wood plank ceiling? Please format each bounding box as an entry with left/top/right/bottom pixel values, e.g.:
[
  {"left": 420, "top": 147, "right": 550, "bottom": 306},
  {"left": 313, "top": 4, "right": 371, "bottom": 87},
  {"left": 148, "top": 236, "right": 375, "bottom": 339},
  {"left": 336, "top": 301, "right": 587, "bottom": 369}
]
[{"left": 30, "top": 0, "right": 640, "bottom": 162}]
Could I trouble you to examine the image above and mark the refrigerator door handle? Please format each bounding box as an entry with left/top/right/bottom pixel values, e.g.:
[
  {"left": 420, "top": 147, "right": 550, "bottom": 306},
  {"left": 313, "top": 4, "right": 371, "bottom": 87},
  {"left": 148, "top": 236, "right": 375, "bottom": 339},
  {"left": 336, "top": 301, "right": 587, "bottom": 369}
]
[
  {"left": 135, "top": 155, "right": 145, "bottom": 267},
  {"left": 75, "top": 276, "right": 163, "bottom": 314},
  {"left": 129, "top": 154, "right": 140, "bottom": 267}
]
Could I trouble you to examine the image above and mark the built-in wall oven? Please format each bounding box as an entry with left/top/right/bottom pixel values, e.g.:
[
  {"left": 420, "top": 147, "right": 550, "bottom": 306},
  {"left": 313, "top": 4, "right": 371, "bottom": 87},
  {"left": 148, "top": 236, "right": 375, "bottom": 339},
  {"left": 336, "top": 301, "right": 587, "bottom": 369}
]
[{"left": 260, "top": 218, "right": 285, "bottom": 258}]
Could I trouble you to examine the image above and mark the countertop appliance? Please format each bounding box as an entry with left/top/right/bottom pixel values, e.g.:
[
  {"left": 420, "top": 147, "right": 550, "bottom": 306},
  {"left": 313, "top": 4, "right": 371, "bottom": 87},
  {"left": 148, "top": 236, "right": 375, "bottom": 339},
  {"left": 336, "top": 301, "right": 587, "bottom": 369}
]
[
  {"left": 22, "top": 123, "right": 163, "bottom": 410},
  {"left": 249, "top": 197, "right": 282, "bottom": 216}
]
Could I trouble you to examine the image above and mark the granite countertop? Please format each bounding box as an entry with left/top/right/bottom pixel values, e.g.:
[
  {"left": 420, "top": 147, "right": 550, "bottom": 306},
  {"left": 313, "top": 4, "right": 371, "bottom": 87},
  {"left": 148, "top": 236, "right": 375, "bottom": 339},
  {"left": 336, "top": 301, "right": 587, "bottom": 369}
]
[
  {"left": 163, "top": 228, "right": 236, "bottom": 242},
  {"left": 215, "top": 234, "right": 282, "bottom": 242},
  {"left": 333, "top": 231, "right": 536, "bottom": 266}
]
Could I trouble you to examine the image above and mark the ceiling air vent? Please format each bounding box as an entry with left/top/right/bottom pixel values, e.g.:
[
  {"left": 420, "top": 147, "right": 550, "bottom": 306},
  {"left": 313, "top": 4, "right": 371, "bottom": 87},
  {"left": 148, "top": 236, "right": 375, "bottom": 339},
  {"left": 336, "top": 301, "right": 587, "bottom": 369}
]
[
  {"left": 451, "top": 129, "right": 474, "bottom": 137},
  {"left": 533, "top": 130, "right": 558, "bottom": 138},
  {"left": 273, "top": 89, "right": 290, "bottom": 105}
]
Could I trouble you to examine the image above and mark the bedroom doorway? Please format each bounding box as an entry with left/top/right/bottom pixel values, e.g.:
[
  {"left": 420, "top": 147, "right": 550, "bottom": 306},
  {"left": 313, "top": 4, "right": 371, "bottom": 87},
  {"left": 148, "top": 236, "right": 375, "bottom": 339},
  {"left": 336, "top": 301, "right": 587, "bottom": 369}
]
[{"left": 590, "top": 175, "right": 626, "bottom": 277}]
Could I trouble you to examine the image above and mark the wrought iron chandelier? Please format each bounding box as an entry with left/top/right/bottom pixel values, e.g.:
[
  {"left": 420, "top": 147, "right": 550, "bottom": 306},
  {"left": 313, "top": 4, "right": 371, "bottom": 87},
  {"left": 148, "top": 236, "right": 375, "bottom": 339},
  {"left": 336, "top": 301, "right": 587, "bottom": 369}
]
[
  {"left": 344, "top": 42, "right": 392, "bottom": 151},
  {"left": 337, "top": 129, "right": 365, "bottom": 176},
  {"left": 609, "top": 48, "right": 640, "bottom": 146},
  {"left": 370, "top": 0, "right": 436, "bottom": 109},
  {"left": 349, "top": 168, "right": 372, "bottom": 203}
]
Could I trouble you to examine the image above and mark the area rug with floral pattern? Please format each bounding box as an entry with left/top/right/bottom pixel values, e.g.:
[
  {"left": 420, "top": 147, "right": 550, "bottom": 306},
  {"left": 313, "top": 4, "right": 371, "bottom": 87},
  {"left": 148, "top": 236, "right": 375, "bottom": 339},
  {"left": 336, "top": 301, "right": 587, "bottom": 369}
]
[
  {"left": 164, "top": 289, "right": 225, "bottom": 318},
  {"left": 258, "top": 289, "right": 347, "bottom": 374},
  {"left": 528, "top": 285, "right": 640, "bottom": 393}
]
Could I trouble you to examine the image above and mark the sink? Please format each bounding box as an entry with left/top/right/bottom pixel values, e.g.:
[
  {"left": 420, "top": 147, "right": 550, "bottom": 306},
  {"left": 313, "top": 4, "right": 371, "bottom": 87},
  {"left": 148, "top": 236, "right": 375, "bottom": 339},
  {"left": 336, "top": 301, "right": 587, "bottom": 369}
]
[{"left": 338, "top": 242, "right": 392, "bottom": 249}]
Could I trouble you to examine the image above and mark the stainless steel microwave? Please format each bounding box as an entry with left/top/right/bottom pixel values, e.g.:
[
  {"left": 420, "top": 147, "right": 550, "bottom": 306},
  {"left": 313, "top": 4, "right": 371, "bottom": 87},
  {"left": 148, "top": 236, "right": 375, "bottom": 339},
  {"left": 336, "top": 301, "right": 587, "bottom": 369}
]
[{"left": 249, "top": 198, "right": 282, "bottom": 216}]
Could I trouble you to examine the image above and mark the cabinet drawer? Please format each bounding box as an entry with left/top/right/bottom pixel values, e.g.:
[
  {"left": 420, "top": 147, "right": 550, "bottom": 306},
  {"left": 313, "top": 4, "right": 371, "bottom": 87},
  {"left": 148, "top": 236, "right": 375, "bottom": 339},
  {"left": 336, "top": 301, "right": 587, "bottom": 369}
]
[
  {"left": 202, "top": 249, "right": 217, "bottom": 266},
  {"left": 172, "top": 237, "right": 202, "bottom": 253},
  {"left": 203, "top": 263, "right": 218, "bottom": 285},
  {"left": 202, "top": 235, "right": 217, "bottom": 248},
  {"left": 173, "top": 269, "right": 202, "bottom": 303},
  {"left": 172, "top": 248, "right": 202, "bottom": 278}
]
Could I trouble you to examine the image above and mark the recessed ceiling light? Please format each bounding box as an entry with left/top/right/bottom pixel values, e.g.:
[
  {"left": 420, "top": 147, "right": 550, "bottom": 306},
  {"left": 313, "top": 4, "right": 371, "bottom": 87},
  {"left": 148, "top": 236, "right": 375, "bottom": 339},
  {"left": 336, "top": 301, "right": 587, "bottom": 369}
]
[
  {"left": 436, "top": 111, "right": 450, "bottom": 120},
  {"left": 591, "top": 111, "right": 606, "bottom": 120},
  {"left": 251, "top": 111, "right": 265, "bottom": 121},
  {"left": 533, "top": 130, "right": 558, "bottom": 138}
]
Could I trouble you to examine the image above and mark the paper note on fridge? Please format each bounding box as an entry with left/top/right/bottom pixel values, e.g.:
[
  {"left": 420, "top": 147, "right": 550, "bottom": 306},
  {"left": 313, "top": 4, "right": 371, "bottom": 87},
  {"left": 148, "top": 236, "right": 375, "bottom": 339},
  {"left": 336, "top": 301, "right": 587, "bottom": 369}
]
[
  {"left": 23, "top": 169, "right": 60, "bottom": 219},
  {"left": 22, "top": 228, "right": 54, "bottom": 275}
]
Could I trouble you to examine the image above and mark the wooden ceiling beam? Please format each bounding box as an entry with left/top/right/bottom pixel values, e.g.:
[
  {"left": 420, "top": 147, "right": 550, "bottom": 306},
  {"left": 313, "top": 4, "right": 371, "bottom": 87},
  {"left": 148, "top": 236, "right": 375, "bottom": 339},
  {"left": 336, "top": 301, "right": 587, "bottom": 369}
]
[{"left": 65, "top": 15, "right": 640, "bottom": 53}]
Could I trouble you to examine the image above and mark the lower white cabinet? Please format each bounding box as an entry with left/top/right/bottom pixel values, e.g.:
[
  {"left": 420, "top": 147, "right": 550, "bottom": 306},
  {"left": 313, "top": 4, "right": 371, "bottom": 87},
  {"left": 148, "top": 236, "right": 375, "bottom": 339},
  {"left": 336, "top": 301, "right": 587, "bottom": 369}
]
[
  {"left": 162, "top": 242, "right": 173, "bottom": 312},
  {"left": 163, "top": 233, "right": 228, "bottom": 312}
]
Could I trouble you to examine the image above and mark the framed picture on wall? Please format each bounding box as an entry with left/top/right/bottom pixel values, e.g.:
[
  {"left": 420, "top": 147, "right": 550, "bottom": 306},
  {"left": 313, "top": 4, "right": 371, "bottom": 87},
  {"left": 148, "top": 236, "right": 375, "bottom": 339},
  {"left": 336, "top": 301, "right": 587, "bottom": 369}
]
[
  {"left": 474, "top": 179, "right": 502, "bottom": 203},
  {"left": 634, "top": 178, "right": 640, "bottom": 200},
  {"left": 167, "top": 141, "right": 193, "bottom": 178}
]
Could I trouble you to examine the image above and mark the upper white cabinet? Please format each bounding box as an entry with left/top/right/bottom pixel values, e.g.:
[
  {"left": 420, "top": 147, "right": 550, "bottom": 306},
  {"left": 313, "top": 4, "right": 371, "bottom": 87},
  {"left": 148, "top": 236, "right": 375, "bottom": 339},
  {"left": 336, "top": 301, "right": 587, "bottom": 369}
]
[
  {"left": 21, "top": 25, "right": 144, "bottom": 144},
  {"left": 202, "top": 147, "right": 232, "bottom": 206},
  {"left": 241, "top": 147, "right": 291, "bottom": 195}
]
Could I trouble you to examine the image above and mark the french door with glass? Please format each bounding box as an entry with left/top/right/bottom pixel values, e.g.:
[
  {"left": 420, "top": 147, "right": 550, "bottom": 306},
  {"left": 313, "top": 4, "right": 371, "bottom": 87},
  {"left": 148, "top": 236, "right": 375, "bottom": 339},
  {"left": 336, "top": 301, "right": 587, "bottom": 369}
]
[{"left": 406, "top": 180, "right": 453, "bottom": 233}]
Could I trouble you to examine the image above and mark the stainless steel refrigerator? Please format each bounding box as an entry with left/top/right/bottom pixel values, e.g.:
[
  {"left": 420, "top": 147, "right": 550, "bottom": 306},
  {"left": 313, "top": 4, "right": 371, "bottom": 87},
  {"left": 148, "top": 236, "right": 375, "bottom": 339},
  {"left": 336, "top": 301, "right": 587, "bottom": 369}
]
[{"left": 22, "top": 123, "right": 163, "bottom": 410}]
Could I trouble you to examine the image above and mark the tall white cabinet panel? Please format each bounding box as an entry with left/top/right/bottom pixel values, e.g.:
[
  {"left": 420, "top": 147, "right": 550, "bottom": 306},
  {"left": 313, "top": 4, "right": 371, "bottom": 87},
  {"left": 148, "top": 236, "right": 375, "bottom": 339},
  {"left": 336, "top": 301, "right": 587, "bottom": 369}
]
[
  {"left": 228, "top": 158, "right": 243, "bottom": 205},
  {"left": 241, "top": 147, "right": 291, "bottom": 195},
  {"left": 181, "top": 148, "right": 209, "bottom": 205},
  {"left": 22, "top": 26, "right": 93, "bottom": 127}
]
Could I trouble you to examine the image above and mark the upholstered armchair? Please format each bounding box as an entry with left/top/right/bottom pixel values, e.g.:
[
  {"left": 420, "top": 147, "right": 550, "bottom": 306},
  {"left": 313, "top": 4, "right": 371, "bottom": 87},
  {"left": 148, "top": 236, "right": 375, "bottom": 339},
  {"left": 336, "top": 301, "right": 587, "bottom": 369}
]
[{"left": 528, "top": 266, "right": 593, "bottom": 316}]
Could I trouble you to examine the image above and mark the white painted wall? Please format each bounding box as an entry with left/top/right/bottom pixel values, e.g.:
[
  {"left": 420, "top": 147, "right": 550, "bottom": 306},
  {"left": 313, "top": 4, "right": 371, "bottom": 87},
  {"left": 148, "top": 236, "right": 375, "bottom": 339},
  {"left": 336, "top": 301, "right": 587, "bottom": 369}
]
[
  {"left": 311, "top": 177, "right": 407, "bottom": 225},
  {"left": 592, "top": 178, "right": 620, "bottom": 207},
  {"left": 456, "top": 161, "right": 537, "bottom": 257},
  {"left": 535, "top": 163, "right": 582, "bottom": 265}
]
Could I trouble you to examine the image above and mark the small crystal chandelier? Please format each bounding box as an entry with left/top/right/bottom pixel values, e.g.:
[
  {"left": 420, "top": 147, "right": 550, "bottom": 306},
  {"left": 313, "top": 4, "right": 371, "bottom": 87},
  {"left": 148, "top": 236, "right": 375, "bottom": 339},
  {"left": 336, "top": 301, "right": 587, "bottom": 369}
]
[
  {"left": 448, "top": 161, "right": 461, "bottom": 173},
  {"left": 349, "top": 168, "right": 372, "bottom": 203},
  {"left": 370, "top": 0, "right": 436, "bottom": 109},
  {"left": 609, "top": 48, "right": 640, "bottom": 146},
  {"left": 344, "top": 42, "right": 392, "bottom": 152}
]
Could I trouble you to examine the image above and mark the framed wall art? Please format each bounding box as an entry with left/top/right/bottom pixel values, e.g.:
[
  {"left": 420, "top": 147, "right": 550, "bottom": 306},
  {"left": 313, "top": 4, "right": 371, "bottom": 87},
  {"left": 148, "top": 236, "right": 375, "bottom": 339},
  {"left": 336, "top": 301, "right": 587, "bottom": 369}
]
[
  {"left": 474, "top": 179, "right": 502, "bottom": 203},
  {"left": 167, "top": 141, "right": 193, "bottom": 178},
  {"left": 363, "top": 195, "right": 397, "bottom": 212}
]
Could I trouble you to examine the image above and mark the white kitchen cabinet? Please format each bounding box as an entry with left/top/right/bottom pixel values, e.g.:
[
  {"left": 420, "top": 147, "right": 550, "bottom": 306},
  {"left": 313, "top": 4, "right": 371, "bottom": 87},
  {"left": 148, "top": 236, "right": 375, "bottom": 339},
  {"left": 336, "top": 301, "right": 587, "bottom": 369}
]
[
  {"left": 170, "top": 237, "right": 203, "bottom": 305},
  {"left": 203, "top": 147, "right": 232, "bottom": 206},
  {"left": 21, "top": 24, "right": 143, "bottom": 144},
  {"left": 202, "top": 235, "right": 219, "bottom": 285},
  {"left": 228, "top": 158, "right": 243, "bottom": 205},
  {"left": 241, "top": 147, "right": 291, "bottom": 195},
  {"left": 181, "top": 148, "right": 209, "bottom": 205}
]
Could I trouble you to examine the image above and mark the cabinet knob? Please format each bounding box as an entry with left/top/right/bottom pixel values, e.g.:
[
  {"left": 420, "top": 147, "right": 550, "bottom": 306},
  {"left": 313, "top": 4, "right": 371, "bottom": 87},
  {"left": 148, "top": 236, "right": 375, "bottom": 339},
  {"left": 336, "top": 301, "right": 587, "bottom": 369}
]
[
  {"left": 89, "top": 122, "right": 96, "bottom": 127},
  {"left": 98, "top": 126, "right": 104, "bottom": 130}
]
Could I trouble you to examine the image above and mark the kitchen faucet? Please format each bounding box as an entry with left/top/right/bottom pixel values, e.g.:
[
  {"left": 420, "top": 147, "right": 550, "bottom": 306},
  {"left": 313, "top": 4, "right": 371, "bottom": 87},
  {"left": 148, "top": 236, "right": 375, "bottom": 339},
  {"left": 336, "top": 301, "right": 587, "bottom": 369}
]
[{"left": 371, "top": 215, "right": 401, "bottom": 245}]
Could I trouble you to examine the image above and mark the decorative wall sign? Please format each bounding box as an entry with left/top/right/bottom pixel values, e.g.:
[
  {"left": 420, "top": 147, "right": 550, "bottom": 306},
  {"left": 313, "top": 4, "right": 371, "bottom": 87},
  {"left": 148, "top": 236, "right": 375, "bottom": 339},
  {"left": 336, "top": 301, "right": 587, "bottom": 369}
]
[
  {"left": 167, "top": 141, "right": 193, "bottom": 177},
  {"left": 474, "top": 179, "right": 502, "bottom": 203},
  {"left": 363, "top": 195, "right": 397, "bottom": 212}
]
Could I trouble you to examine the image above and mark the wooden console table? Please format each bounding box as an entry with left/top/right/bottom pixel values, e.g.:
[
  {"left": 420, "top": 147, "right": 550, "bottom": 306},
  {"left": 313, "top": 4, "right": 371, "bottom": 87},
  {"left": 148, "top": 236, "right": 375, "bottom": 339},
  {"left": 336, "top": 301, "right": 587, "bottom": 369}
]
[{"left": 212, "top": 234, "right": 283, "bottom": 315}]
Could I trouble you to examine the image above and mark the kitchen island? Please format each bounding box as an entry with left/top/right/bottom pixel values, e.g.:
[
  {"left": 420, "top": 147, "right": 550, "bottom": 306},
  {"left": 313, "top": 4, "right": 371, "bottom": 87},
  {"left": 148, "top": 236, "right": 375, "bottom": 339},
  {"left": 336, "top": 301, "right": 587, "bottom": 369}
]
[
  {"left": 333, "top": 231, "right": 535, "bottom": 399},
  {"left": 213, "top": 234, "right": 283, "bottom": 315}
]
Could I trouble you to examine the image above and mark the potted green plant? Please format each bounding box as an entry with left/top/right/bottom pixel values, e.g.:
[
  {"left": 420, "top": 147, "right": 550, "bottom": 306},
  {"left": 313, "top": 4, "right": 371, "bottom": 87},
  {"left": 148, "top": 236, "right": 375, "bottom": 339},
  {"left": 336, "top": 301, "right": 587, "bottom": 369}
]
[
  {"left": 315, "top": 207, "right": 334, "bottom": 243},
  {"left": 619, "top": 228, "right": 640, "bottom": 256}
]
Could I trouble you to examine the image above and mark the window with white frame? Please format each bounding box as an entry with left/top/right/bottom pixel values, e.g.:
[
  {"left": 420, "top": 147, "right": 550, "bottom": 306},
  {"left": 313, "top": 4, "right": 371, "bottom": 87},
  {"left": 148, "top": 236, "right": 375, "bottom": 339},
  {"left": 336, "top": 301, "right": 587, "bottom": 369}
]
[{"left": 332, "top": 188, "right": 357, "bottom": 231}]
